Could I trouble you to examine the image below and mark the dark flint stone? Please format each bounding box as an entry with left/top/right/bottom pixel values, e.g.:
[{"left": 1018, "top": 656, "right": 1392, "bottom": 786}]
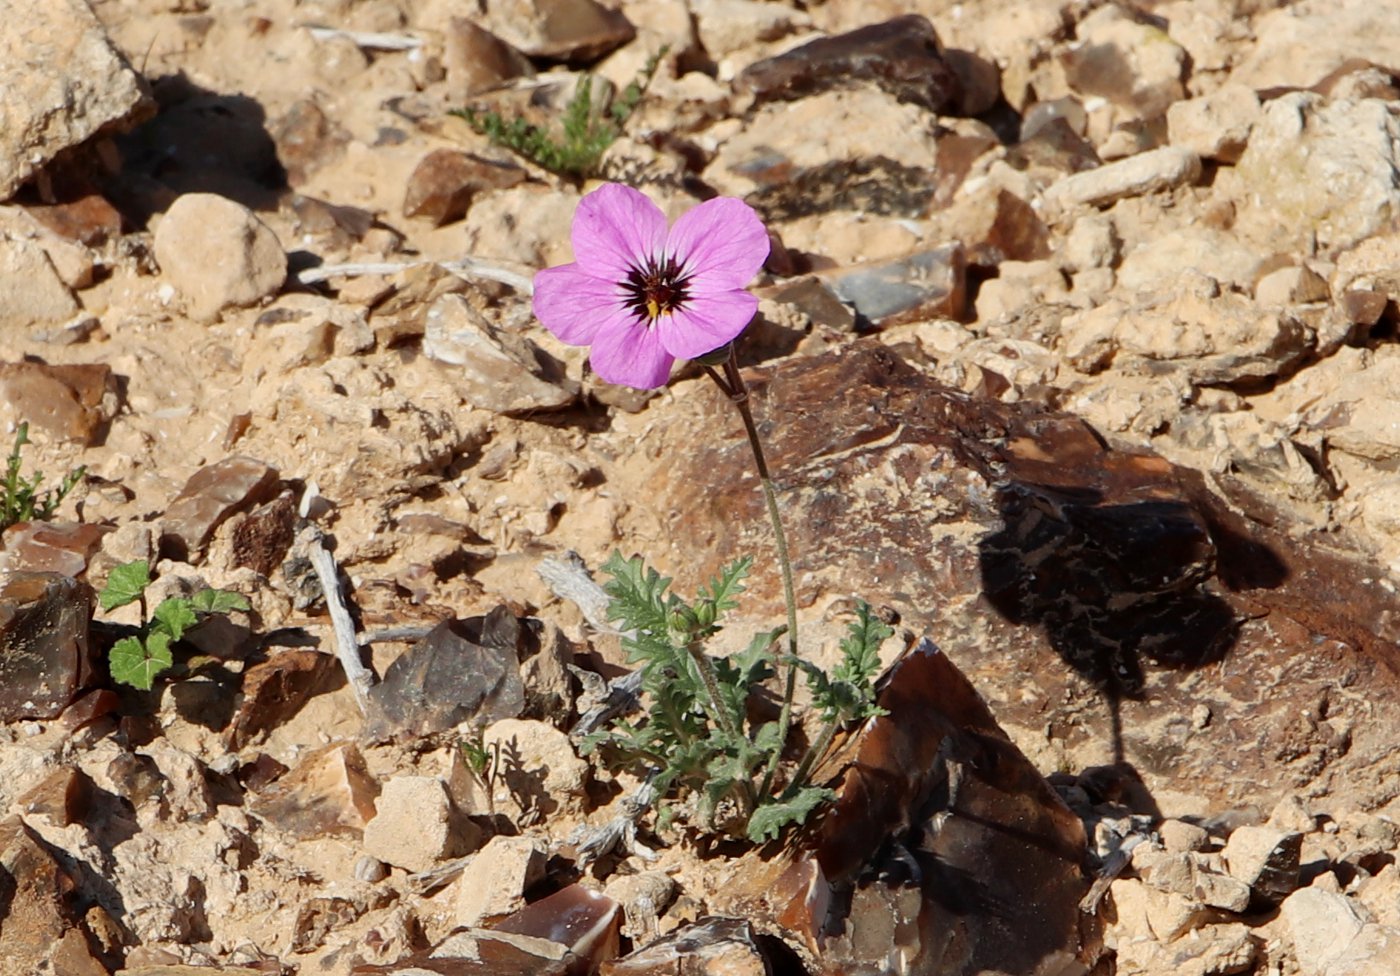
[
  {"left": 736, "top": 15, "right": 962, "bottom": 115},
  {"left": 0, "top": 572, "right": 94, "bottom": 722},
  {"left": 14, "top": 766, "right": 94, "bottom": 826},
  {"left": 492, "top": 884, "right": 621, "bottom": 976},
  {"left": 362, "top": 606, "right": 526, "bottom": 741},
  {"left": 0, "top": 361, "right": 117, "bottom": 444},
  {"left": 23, "top": 191, "right": 124, "bottom": 246},
  {"left": 1, "top": 521, "right": 111, "bottom": 577},
  {"left": 826, "top": 243, "right": 968, "bottom": 326},
  {"left": 159, "top": 455, "right": 281, "bottom": 563},
  {"left": 402, "top": 150, "right": 527, "bottom": 226}
]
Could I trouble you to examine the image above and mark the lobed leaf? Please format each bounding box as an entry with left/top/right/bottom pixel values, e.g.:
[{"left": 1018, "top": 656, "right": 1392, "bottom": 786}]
[
  {"left": 190, "top": 588, "right": 251, "bottom": 614},
  {"left": 152, "top": 598, "right": 198, "bottom": 641},
  {"left": 746, "top": 786, "right": 837, "bottom": 844},
  {"left": 109, "top": 632, "right": 174, "bottom": 690},
  {"left": 100, "top": 560, "right": 151, "bottom": 612}
]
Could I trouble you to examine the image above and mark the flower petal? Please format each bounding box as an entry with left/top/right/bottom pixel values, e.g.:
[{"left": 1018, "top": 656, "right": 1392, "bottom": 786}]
[
  {"left": 590, "top": 317, "right": 676, "bottom": 389},
  {"left": 660, "top": 287, "right": 759, "bottom": 360},
  {"left": 532, "top": 263, "right": 632, "bottom": 345},
  {"left": 667, "top": 196, "right": 770, "bottom": 288},
  {"left": 572, "top": 183, "right": 667, "bottom": 282}
]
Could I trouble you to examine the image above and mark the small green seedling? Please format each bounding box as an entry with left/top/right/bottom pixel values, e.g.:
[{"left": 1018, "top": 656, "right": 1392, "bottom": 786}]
[
  {"left": 1, "top": 422, "right": 85, "bottom": 531},
  {"left": 454, "top": 47, "right": 667, "bottom": 179},
  {"left": 584, "top": 552, "right": 889, "bottom": 844},
  {"left": 99, "top": 559, "right": 251, "bottom": 690}
]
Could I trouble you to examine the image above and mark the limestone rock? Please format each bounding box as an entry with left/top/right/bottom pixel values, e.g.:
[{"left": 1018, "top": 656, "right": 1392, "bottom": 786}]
[
  {"left": 453, "top": 835, "right": 548, "bottom": 926},
  {"left": 1167, "top": 84, "right": 1260, "bottom": 164},
  {"left": 482, "top": 718, "right": 590, "bottom": 819},
  {"left": 422, "top": 293, "right": 579, "bottom": 414},
  {"left": 1281, "top": 887, "right": 1366, "bottom": 976},
  {"left": 1062, "top": 4, "right": 1185, "bottom": 119},
  {"left": 0, "top": 816, "right": 110, "bottom": 976},
  {"left": 0, "top": 572, "right": 94, "bottom": 722},
  {"left": 0, "top": 0, "right": 150, "bottom": 199},
  {"left": 691, "top": 0, "right": 810, "bottom": 61},
  {"left": 1043, "top": 146, "right": 1201, "bottom": 212},
  {"left": 704, "top": 88, "right": 941, "bottom": 220},
  {"left": 248, "top": 741, "right": 380, "bottom": 840},
  {"left": 1234, "top": 94, "right": 1400, "bottom": 254},
  {"left": 480, "top": 0, "right": 635, "bottom": 62},
  {"left": 602, "top": 917, "right": 770, "bottom": 975},
  {"left": 153, "top": 193, "right": 287, "bottom": 321},
  {"left": 1223, "top": 825, "right": 1302, "bottom": 904},
  {"left": 1234, "top": 0, "right": 1400, "bottom": 91},
  {"left": 363, "top": 775, "right": 481, "bottom": 873},
  {"left": 0, "top": 238, "right": 79, "bottom": 330}
]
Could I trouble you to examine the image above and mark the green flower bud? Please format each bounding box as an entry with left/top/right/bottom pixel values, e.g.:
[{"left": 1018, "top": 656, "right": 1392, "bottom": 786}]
[{"left": 668, "top": 605, "right": 700, "bottom": 635}]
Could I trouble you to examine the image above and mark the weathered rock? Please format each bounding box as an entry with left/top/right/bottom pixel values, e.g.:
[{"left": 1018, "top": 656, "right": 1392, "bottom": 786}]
[
  {"left": 1062, "top": 4, "right": 1185, "bottom": 119},
  {"left": 1234, "top": 94, "right": 1400, "bottom": 254},
  {"left": 492, "top": 884, "right": 621, "bottom": 974},
  {"left": 270, "top": 98, "right": 350, "bottom": 188},
  {"left": 0, "top": 360, "right": 117, "bottom": 445},
  {"left": 718, "top": 640, "right": 1098, "bottom": 973},
  {"left": 0, "top": 521, "right": 110, "bottom": 577},
  {"left": 1061, "top": 273, "right": 1313, "bottom": 386},
  {"left": 403, "top": 150, "right": 527, "bottom": 226},
  {"left": 13, "top": 765, "right": 92, "bottom": 826},
  {"left": 825, "top": 243, "right": 967, "bottom": 326},
  {"left": 363, "top": 775, "right": 481, "bottom": 874},
  {"left": 228, "top": 489, "right": 298, "bottom": 578},
  {"left": 363, "top": 608, "right": 526, "bottom": 741},
  {"left": 640, "top": 343, "right": 1400, "bottom": 824},
  {"left": 691, "top": 0, "right": 809, "bottom": 61},
  {"left": 0, "top": 0, "right": 150, "bottom": 198},
  {"left": 704, "top": 88, "right": 940, "bottom": 220},
  {"left": 1159, "top": 819, "right": 1209, "bottom": 854},
  {"left": 1043, "top": 146, "right": 1201, "bottom": 212},
  {"left": 23, "top": 190, "right": 123, "bottom": 247},
  {"left": 226, "top": 649, "right": 342, "bottom": 749},
  {"left": 1255, "top": 265, "right": 1330, "bottom": 309},
  {"left": 600, "top": 872, "right": 677, "bottom": 943},
  {"left": 454, "top": 835, "right": 548, "bottom": 926},
  {"left": 248, "top": 741, "right": 380, "bottom": 840},
  {"left": 1166, "top": 84, "right": 1260, "bottom": 165},
  {"left": 1223, "top": 825, "right": 1302, "bottom": 905},
  {"left": 480, "top": 0, "right": 635, "bottom": 62},
  {"left": 482, "top": 718, "right": 589, "bottom": 820},
  {"left": 0, "top": 816, "right": 109, "bottom": 976},
  {"left": 153, "top": 193, "right": 286, "bottom": 321},
  {"left": 444, "top": 18, "right": 534, "bottom": 100},
  {"left": 1234, "top": 0, "right": 1400, "bottom": 91},
  {"left": 0, "top": 572, "right": 94, "bottom": 722},
  {"left": 1282, "top": 887, "right": 1366, "bottom": 976},
  {"left": 602, "top": 917, "right": 770, "bottom": 976},
  {"left": 0, "top": 237, "right": 80, "bottom": 329},
  {"left": 159, "top": 456, "right": 281, "bottom": 563},
  {"left": 423, "top": 294, "right": 579, "bottom": 414},
  {"left": 736, "top": 15, "right": 959, "bottom": 114},
  {"left": 354, "top": 929, "right": 569, "bottom": 974}
]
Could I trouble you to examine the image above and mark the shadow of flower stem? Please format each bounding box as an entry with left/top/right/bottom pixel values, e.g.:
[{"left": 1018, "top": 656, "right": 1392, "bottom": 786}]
[{"left": 702, "top": 342, "right": 799, "bottom": 797}]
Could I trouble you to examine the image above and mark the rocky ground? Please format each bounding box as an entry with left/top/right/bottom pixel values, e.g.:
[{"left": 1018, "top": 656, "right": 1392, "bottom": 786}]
[{"left": 4, "top": 0, "right": 1400, "bottom": 973}]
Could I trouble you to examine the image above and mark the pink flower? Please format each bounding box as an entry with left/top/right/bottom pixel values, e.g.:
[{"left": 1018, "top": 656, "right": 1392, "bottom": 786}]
[{"left": 533, "top": 183, "right": 770, "bottom": 389}]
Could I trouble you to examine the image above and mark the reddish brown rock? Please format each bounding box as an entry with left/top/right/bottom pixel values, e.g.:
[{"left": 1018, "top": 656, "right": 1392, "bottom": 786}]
[
  {"left": 0, "top": 521, "right": 110, "bottom": 577},
  {"left": 601, "top": 918, "right": 772, "bottom": 975},
  {"left": 481, "top": 0, "right": 635, "bottom": 63},
  {"left": 24, "top": 191, "right": 124, "bottom": 246},
  {"left": 493, "top": 885, "right": 621, "bottom": 976},
  {"left": 271, "top": 98, "right": 350, "bottom": 187},
  {"left": 13, "top": 766, "right": 93, "bottom": 826},
  {"left": 645, "top": 343, "right": 1400, "bottom": 823},
  {"left": 718, "top": 641, "right": 1097, "bottom": 974},
  {"left": 445, "top": 18, "right": 534, "bottom": 99},
  {"left": 248, "top": 741, "right": 380, "bottom": 840},
  {"left": 0, "top": 816, "right": 108, "bottom": 976},
  {"left": 403, "top": 150, "right": 527, "bottom": 226},
  {"left": 736, "top": 15, "right": 962, "bottom": 115},
  {"left": 0, "top": 572, "right": 95, "bottom": 722},
  {"left": 228, "top": 488, "right": 298, "bottom": 577},
  {"left": 226, "top": 649, "right": 342, "bottom": 749},
  {"left": 0, "top": 361, "right": 117, "bottom": 444},
  {"left": 159, "top": 456, "right": 281, "bottom": 562}
]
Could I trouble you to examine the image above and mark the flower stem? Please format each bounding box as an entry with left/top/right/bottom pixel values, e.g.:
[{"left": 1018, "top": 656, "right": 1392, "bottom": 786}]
[{"left": 703, "top": 347, "right": 800, "bottom": 798}]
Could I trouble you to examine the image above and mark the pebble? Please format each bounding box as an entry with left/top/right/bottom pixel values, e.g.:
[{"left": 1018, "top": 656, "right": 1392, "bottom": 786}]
[
  {"left": 0, "top": 237, "right": 80, "bottom": 330},
  {"left": 152, "top": 193, "right": 287, "bottom": 321},
  {"left": 1042, "top": 146, "right": 1202, "bottom": 212}
]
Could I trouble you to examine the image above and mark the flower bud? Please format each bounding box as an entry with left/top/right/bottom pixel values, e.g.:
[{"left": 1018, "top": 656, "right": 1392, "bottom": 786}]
[{"left": 667, "top": 605, "right": 700, "bottom": 635}]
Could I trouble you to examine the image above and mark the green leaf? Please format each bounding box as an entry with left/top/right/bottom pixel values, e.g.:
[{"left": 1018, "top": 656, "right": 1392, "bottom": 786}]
[
  {"left": 190, "top": 588, "right": 251, "bottom": 614},
  {"left": 151, "top": 598, "right": 198, "bottom": 641},
  {"left": 698, "top": 556, "right": 752, "bottom": 615},
  {"left": 109, "top": 632, "right": 173, "bottom": 690},
  {"left": 746, "top": 787, "right": 836, "bottom": 844},
  {"left": 100, "top": 560, "right": 151, "bottom": 611}
]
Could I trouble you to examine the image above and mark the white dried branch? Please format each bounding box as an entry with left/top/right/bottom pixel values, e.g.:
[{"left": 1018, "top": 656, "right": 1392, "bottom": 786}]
[
  {"left": 300, "top": 523, "right": 376, "bottom": 714},
  {"left": 296, "top": 257, "right": 534, "bottom": 295}
]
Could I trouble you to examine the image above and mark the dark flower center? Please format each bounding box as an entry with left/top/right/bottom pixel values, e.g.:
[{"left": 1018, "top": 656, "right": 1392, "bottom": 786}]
[{"left": 623, "top": 254, "right": 692, "bottom": 323}]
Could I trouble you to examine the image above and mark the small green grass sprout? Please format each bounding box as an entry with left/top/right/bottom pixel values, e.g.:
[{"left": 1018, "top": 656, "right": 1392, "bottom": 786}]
[{"left": 1, "top": 422, "right": 86, "bottom": 531}]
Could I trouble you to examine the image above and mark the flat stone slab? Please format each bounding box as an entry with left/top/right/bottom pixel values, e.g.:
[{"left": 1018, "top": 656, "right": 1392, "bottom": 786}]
[{"left": 0, "top": 0, "right": 150, "bottom": 199}]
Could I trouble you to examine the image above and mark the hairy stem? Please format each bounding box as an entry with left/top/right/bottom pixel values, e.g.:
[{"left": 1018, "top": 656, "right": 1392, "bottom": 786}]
[
  {"left": 684, "top": 638, "right": 742, "bottom": 742},
  {"left": 704, "top": 347, "right": 800, "bottom": 797}
]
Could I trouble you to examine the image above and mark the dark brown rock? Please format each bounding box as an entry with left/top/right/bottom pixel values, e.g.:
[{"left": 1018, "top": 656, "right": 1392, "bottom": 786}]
[
  {"left": 159, "top": 456, "right": 281, "bottom": 562},
  {"left": 736, "top": 15, "right": 962, "bottom": 115},
  {"left": 403, "top": 150, "right": 527, "bottom": 226},
  {"left": 0, "top": 572, "right": 94, "bottom": 722},
  {"left": 352, "top": 930, "right": 569, "bottom": 975},
  {"left": 248, "top": 741, "right": 380, "bottom": 840},
  {"left": 363, "top": 607, "right": 527, "bottom": 742},
  {"left": 226, "top": 649, "right": 342, "bottom": 749},
  {"left": 0, "top": 521, "right": 111, "bottom": 577},
  {"left": 601, "top": 918, "right": 771, "bottom": 975},
  {"left": 24, "top": 191, "right": 124, "bottom": 246},
  {"left": 718, "top": 641, "right": 1097, "bottom": 974},
  {"left": 644, "top": 343, "right": 1400, "bottom": 822},
  {"left": 445, "top": 18, "right": 534, "bottom": 99},
  {"left": 13, "top": 766, "right": 93, "bottom": 826},
  {"left": 229, "top": 489, "right": 298, "bottom": 577},
  {"left": 0, "top": 816, "right": 108, "bottom": 976},
  {"left": 825, "top": 243, "right": 968, "bottom": 326},
  {"left": 271, "top": 98, "right": 351, "bottom": 187},
  {"left": 0, "top": 361, "right": 117, "bottom": 444}
]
